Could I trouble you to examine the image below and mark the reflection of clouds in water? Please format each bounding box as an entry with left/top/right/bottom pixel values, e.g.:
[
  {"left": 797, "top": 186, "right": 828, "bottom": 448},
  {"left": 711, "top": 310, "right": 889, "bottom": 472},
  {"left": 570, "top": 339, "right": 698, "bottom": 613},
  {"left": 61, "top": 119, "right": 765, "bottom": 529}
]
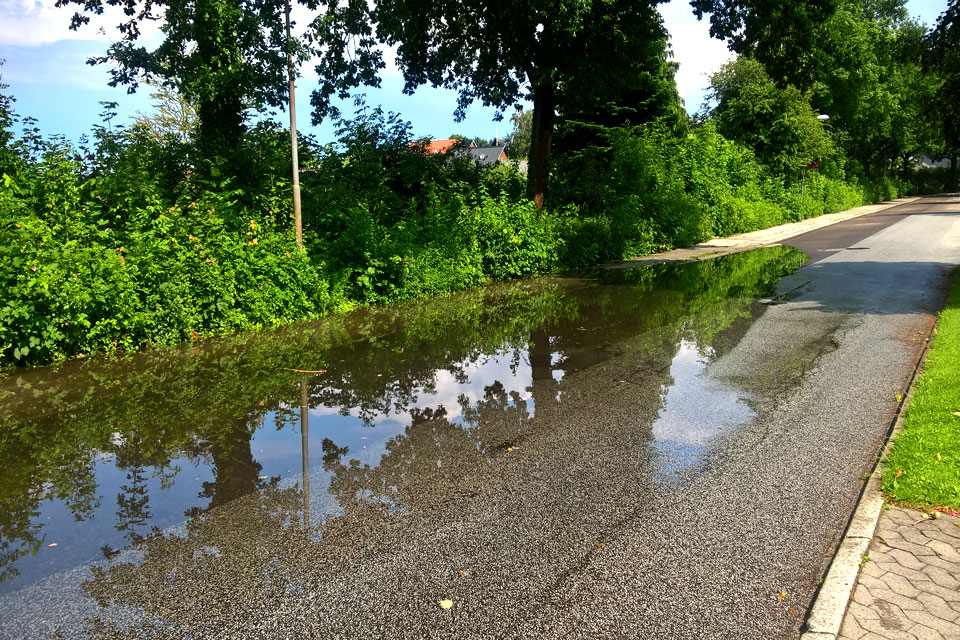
[
  {"left": 263, "top": 349, "right": 537, "bottom": 507},
  {"left": 651, "top": 340, "right": 754, "bottom": 479},
  {"left": 307, "top": 348, "right": 532, "bottom": 428}
]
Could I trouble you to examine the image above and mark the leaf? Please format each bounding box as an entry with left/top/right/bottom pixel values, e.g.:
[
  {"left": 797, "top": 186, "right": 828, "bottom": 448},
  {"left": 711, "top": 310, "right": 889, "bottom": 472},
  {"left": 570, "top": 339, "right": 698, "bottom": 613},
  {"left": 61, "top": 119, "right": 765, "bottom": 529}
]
[
  {"left": 895, "top": 393, "right": 903, "bottom": 403},
  {"left": 439, "top": 599, "right": 453, "bottom": 610},
  {"left": 777, "top": 591, "right": 787, "bottom": 601},
  {"left": 895, "top": 469, "right": 904, "bottom": 478}
]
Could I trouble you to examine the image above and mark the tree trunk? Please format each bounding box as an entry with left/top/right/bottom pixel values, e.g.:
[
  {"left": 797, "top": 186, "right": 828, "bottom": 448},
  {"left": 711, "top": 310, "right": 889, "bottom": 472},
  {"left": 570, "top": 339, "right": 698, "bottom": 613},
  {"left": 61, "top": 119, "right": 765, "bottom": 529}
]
[
  {"left": 527, "top": 83, "right": 556, "bottom": 209},
  {"left": 197, "top": 93, "right": 245, "bottom": 160},
  {"left": 951, "top": 155, "right": 958, "bottom": 193}
]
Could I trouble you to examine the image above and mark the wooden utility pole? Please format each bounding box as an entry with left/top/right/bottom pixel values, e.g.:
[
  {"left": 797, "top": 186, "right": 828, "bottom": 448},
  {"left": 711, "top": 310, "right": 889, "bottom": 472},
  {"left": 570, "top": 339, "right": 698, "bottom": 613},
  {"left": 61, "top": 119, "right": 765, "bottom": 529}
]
[{"left": 285, "top": 0, "right": 303, "bottom": 249}]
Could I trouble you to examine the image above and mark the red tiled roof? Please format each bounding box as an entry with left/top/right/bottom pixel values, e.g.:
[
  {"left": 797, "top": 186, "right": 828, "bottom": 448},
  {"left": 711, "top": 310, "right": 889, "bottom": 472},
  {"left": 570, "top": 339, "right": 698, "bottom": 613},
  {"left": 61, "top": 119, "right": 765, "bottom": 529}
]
[{"left": 410, "top": 139, "right": 477, "bottom": 154}]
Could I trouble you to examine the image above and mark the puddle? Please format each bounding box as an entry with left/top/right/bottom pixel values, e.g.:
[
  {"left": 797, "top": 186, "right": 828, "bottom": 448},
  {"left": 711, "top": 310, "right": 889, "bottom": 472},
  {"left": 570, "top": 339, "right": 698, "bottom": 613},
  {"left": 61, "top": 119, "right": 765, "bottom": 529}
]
[{"left": 0, "top": 246, "right": 806, "bottom": 636}]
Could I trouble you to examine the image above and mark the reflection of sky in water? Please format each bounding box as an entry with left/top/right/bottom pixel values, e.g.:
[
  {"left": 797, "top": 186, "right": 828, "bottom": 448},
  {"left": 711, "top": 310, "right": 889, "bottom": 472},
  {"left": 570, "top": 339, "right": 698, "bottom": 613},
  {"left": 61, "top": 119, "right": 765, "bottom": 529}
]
[
  {"left": 650, "top": 339, "right": 754, "bottom": 483},
  {"left": 265, "top": 347, "right": 537, "bottom": 521},
  {"left": 302, "top": 346, "right": 533, "bottom": 428},
  {"left": 6, "top": 347, "right": 540, "bottom": 596},
  {"left": 1, "top": 457, "right": 214, "bottom": 595}
]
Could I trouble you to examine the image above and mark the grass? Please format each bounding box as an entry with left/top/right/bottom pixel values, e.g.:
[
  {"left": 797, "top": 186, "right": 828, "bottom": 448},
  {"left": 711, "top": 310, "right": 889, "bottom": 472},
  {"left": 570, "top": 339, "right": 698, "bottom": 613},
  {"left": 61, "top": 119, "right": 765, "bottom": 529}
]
[{"left": 881, "top": 269, "right": 960, "bottom": 511}]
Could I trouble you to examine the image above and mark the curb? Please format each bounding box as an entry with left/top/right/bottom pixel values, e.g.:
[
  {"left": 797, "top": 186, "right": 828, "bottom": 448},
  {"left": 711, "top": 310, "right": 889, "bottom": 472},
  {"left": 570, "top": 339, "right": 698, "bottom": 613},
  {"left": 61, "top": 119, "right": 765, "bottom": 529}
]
[
  {"left": 606, "top": 197, "right": 922, "bottom": 268},
  {"left": 799, "top": 322, "right": 935, "bottom": 639}
]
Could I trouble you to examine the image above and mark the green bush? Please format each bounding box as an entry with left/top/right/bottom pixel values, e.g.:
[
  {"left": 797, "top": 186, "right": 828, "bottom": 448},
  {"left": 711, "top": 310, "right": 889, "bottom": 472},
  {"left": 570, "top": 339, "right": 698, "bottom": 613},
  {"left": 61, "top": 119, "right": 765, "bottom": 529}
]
[
  {"left": 0, "top": 85, "right": 906, "bottom": 369},
  {"left": 0, "top": 135, "right": 333, "bottom": 365},
  {"left": 468, "top": 195, "right": 559, "bottom": 280},
  {"left": 907, "top": 166, "right": 953, "bottom": 195}
]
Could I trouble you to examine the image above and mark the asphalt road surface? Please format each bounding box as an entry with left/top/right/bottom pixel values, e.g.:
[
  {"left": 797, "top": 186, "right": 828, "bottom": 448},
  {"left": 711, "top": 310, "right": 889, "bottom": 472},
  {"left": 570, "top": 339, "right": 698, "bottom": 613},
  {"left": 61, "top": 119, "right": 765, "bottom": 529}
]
[{"left": 4, "top": 196, "right": 959, "bottom": 640}]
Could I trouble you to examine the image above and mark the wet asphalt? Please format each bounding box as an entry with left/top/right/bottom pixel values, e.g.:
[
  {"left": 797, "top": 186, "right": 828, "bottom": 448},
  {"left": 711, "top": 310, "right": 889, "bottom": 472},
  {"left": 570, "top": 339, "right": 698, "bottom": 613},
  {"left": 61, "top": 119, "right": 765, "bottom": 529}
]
[{"left": 3, "top": 196, "right": 960, "bottom": 640}]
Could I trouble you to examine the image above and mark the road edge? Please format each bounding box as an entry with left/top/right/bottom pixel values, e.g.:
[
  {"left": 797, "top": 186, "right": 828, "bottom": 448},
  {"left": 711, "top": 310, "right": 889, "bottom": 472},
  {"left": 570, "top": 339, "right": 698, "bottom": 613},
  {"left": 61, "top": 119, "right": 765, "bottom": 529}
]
[
  {"left": 799, "top": 322, "right": 935, "bottom": 639},
  {"left": 605, "top": 197, "right": 922, "bottom": 268}
]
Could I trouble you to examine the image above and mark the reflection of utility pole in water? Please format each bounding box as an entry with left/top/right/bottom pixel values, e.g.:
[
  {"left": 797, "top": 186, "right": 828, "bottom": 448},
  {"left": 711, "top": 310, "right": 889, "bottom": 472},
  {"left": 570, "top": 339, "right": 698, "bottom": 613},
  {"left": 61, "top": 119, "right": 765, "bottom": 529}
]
[{"left": 300, "top": 376, "right": 310, "bottom": 530}]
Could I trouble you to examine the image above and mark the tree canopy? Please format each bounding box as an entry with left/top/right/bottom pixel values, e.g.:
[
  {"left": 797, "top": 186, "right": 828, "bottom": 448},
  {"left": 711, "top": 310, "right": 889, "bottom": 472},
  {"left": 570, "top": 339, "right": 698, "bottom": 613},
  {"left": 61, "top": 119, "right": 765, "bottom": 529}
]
[
  {"left": 691, "top": 0, "right": 841, "bottom": 87},
  {"left": 368, "top": 0, "right": 672, "bottom": 208},
  {"left": 928, "top": 0, "right": 960, "bottom": 188},
  {"left": 709, "top": 58, "right": 835, "bottom": 178}
]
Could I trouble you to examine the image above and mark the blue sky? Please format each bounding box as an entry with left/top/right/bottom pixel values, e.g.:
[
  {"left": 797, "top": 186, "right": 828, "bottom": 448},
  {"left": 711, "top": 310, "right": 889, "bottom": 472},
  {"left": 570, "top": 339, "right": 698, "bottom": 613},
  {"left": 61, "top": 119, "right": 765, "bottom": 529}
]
[{"left": 0, "top": 0, "right": 948, "bottom": 145}]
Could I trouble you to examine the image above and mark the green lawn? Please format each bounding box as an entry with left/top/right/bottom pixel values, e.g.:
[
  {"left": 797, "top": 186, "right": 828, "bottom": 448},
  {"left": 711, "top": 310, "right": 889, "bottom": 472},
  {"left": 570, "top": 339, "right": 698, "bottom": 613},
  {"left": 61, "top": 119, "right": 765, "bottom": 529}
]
[{"left": 882, "top": 270, "right": 960, "bottom": 511}]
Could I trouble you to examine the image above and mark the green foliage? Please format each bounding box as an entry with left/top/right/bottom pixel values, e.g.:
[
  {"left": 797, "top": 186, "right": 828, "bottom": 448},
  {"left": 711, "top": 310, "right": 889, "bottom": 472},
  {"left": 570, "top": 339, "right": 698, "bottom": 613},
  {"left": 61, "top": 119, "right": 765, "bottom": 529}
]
[
  {"left": 692, "top": 0, "right": 840, "bottom": 88},
  {"left": 0, "top": 44, "right": 924, "bottom": 372},
  {"left": 709, "top": 58, "right": 836, "bottom": 178},
  {"left": 508, "top": 110, "right": 533, "bottom": 161},
  {"left": 131, "top": 84, "right": 199, "bottom": 144},
  {"left": 928, "top": 0, "right": 960, "bottom": 189},
  {"left": 467, "top": 196, "right": 559, "bottom": 280},
  {"left": 908, "top": 166, "right": 954, "bottom": 195},
  {"left": 0, "top": 125, "right": 333, "bottom": 366},
  {"left": 882, "top": 271, "right": 960, "bottom": 509},
  {"left": 805, "top": 3, "right": 937, "bottom": 180},
  {"left": 359, "top": 0, "right": 675, "bottom": 204}
]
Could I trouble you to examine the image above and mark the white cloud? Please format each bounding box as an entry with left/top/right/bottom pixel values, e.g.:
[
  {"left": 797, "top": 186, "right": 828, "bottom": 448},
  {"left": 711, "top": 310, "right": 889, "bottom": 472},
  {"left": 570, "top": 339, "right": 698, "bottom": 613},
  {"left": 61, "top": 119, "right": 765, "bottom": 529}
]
[
  {"left": 308, "top": 349, "right": 533, "bottom": 428},
  {"left": 0, "top": 0, "right": 160, "bottom": 47},
  {"left": 659, "top": 0, "right": 736, "bottom": 113}
]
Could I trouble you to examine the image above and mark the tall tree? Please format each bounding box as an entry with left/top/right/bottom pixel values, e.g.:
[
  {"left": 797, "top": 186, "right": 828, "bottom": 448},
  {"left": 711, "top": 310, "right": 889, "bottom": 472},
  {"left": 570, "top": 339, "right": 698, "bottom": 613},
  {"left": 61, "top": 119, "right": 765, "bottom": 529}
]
[
  {"left": 804, "top": 1, "right": 936, "bottom": 178},
  {"left": 0, "top": 62, "right": 22, "bottom": 178},
  {"left": 57, "top": 0, "right": 379, "bottom": 168},
  {"left": 508, "top": 110, "right": 533, "bottom": 161},
  {"left": 366, "top": 0, "right": 670, "bottom": 208},
  {"left": 58, "top": 0, "right": 297, "bottom": 159},
  {"left": 928, "top": 0, "right": 960, "bottom": 190},
  {"left": 708, "top": 58, "right": 835, "bottom": 178},
  {"left": 691, "top": 0, "right": 841, "bottom": 88},
  {"left": 132, "top": 84, "right": 199, "bottom": 144},
  {"left": 697, "top": 0, "right": 938, "bottom": 181}
]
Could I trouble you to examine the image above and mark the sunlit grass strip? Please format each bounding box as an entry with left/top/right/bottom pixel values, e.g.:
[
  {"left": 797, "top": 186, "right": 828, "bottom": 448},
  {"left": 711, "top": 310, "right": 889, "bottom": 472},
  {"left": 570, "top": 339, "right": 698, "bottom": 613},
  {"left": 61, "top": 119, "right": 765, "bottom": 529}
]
[{"left": 882, "top": 271, "right": 960, "bottom": 510}]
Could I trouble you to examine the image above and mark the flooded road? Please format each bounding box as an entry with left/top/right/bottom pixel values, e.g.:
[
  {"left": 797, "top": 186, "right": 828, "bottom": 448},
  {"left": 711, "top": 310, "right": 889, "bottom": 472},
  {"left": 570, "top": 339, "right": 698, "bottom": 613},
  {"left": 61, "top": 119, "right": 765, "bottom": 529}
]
[
  {"left": 0, "top": 247, "right": 805, "bottom": 637},
  {"left": 1, "top": 197, "right": 958, "bottom": 640}
]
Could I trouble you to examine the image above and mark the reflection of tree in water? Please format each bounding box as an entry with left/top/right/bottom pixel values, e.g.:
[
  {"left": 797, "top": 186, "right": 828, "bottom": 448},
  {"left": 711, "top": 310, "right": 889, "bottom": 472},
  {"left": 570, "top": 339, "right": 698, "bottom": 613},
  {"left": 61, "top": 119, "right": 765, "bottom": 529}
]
[
  {"left": 2, "top": 248, "right": 806, "bottom": 611},
  {"left": 197, "top": 417, "right": 267, "bottom": 511},
  {"left": 0, "top": 440, "right": 101, "bottom": 585},
  {"left": 81, "top": 483, "right": 314, "bottom": 639},
  {"left": 115, "top": 465, "right": 150, "bottom": 546},
  {"left": 528, "top": 327, "right": 560, "bottom": 422}
]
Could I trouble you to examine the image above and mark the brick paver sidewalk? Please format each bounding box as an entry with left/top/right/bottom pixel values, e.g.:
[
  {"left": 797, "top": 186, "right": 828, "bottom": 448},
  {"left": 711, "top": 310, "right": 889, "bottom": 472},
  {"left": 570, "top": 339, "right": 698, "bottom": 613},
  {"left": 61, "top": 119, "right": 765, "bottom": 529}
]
[{"left": 839, "top": 506, "right": 960, "bottom": 639}]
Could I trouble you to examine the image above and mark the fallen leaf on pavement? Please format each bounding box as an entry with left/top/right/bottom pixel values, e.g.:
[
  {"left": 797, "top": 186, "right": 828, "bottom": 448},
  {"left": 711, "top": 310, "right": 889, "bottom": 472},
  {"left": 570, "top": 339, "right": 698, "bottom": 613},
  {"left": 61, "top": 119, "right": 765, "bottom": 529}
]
[
  {"left": 777, "top": 591, "right": 787, "bottom": 602},
  {"left": 439, "top": 599, "right": 453, "bottom": 610}
]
